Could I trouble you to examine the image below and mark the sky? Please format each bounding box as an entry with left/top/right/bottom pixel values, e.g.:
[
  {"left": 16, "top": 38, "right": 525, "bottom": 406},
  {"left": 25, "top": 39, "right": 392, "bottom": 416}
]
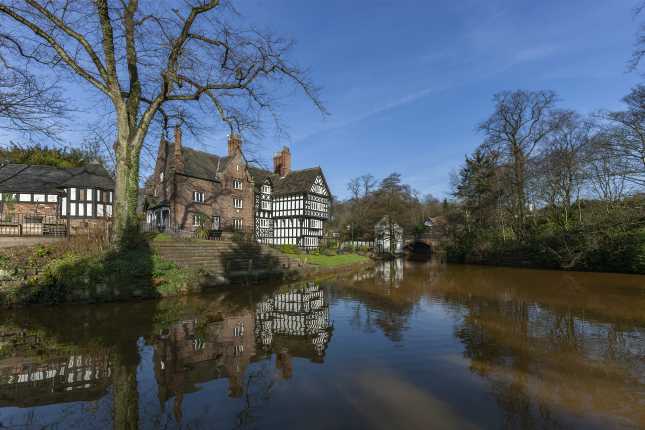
[
  {"left": 3, "top": 0, "right": 642, "bottom": 200},
  {"left": 232, "top": 0, "right": 642, "bottom": 199}
]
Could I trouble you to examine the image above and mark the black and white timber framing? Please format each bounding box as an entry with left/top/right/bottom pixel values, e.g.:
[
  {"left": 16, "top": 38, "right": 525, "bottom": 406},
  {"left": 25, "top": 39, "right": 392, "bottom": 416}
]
[{"left": 250, "top": 167, "right": 331, "bottom": 249}]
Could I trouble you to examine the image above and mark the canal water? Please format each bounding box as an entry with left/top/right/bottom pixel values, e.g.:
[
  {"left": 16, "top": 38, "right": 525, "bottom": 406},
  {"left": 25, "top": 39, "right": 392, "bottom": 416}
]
[{"left": 0, "top": 260, "right": 643, "bottom": 429}]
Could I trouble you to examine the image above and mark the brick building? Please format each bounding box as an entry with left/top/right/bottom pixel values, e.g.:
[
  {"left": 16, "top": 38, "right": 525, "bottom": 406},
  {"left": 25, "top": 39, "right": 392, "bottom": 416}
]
[
  {"left": 145, "top": 127, "right": 254, "bottom": 233},
  {"left": 145, "top": 128, "right": 331, "bottom": 248}
]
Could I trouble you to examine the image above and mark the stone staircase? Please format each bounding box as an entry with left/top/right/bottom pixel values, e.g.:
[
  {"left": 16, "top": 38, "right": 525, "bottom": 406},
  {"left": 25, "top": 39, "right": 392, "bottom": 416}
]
[{"left": 153, "top": 239, "right": 303, "bottom": 277}]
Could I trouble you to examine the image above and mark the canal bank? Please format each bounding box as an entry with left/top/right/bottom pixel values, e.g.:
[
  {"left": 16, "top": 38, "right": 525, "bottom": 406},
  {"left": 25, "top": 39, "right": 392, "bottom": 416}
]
[{"left": 0, "top": 236, "right": 373, "bottom": 307}]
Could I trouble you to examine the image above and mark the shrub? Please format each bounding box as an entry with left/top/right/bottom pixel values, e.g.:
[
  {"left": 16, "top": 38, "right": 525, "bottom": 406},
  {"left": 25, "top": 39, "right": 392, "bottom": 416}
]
[{"left": 278, "top": 244, "right": 301, "bottom": 255}]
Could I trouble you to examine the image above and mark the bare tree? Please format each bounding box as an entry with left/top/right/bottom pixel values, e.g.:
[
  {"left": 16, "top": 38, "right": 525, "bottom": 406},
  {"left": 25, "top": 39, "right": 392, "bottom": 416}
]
[
  {"left": 359, "top": 174, "right": 377, "bottom": 196},
  {"left": 604, "top": 85, "right": 645, "bottom": 186},
  {"left": 346, "top": 177, "right": 361, "bottom": 200},
  {"left": 479, "top": 90, "right": 558, "bottom": 236},
  {"left": 0, "top": 34, "right": 65, "bottom": 138},
  {"left": 0, "top": 1, "right": 324, "bottom": 246},
  {"left": 532, "top": 111, "right": 590, "bottom": 229}
]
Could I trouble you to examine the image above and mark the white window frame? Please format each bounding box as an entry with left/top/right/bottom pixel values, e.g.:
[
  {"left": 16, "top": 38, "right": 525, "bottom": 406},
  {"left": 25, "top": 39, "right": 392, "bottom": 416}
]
[
  {"left": 233, "top": 179, "right": 243, "bottom": 190},
  {"left": 193, "top": 191, "right": 205, "bottom": 203},
  {"left": 233, "top": 218, "right": 243, "bottom": 230},
  {"left": 192, "top": 214, "right": 203, "bottom": 227},
  {"left": 233, "top": 198, "right": 243, "bottom": 209}
]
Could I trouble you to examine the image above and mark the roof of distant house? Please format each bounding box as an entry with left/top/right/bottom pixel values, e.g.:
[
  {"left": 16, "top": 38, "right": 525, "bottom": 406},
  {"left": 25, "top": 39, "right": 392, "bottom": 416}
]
[{"left": 0, "top": 163, "right": 114, "bottom": 193}]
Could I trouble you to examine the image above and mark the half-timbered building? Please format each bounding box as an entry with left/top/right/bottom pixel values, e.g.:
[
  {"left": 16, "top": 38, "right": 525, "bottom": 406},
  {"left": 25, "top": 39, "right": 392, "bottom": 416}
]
[
  {"left": 249, "top": 147, "right": 331, "bottom": 249},
  {"left": 0, "top": 163, "right": 114, "bottom": 236}
]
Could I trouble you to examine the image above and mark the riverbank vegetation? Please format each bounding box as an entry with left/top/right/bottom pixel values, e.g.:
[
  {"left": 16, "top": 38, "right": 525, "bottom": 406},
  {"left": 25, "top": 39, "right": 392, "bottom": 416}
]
[
  {"left": 446, "top": 88, "right": 645, "bottom": 274},
  {"left": 0, "top": 234, "right": 204, "bottom": 306}
]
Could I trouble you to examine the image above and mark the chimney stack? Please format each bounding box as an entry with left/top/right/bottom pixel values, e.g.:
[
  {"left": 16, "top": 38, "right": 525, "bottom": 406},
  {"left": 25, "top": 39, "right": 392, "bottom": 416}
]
[
  {"left": 273, "top": 146, "right": 291, "bottom": 177},
  {"left": 174, "top": 125, "right": 184, "bottom": 172},
  {"left": 228, "top": 133, "right": 242, "bottom": 156}
]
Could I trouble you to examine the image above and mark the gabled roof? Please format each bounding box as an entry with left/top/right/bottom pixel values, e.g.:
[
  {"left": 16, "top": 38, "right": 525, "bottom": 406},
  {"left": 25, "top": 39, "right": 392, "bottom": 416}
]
[
  {"left": 168, "top": 142, "right": 229, "bottom": 181},
  {"left": 248, "top": 166, "right": 327, "bottom": 196},
  {"left": 0, "top": 163, "right": 114, "bottom": 193}
]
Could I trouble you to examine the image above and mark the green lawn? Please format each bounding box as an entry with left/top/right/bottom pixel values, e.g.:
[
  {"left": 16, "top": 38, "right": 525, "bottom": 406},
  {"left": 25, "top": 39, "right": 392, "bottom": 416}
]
[{"left": 298, "top": 253, "right": 369, "bottom": 268}]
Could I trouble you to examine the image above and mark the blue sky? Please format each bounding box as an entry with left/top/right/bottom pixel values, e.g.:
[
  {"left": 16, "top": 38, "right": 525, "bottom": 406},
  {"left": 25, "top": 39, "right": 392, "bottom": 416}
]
[
  {"left": 3, "top": 0, "right": 641, "bottom": 200},
  {"left": 233, "top": 0, "right": 642, "bottom": 199}
]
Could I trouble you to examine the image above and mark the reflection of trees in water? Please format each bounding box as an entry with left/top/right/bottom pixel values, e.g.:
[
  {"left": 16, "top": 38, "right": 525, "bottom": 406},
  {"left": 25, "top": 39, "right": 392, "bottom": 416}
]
[
  {"left": 332, "top": 259, "right": 444, "bottom": 342},
  {"left": 434, "top": 268, "right": 645, "bottom": 429}
]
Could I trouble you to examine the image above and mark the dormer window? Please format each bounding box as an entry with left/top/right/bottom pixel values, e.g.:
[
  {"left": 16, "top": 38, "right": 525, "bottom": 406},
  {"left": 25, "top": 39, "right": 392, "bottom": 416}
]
[
  {"left": 193, "top": 191, "right": 205, "bottom": 203},
  {"left": 233, "top": 179, "right": 243, "bottom": 190},
  {"left": 261, "top": 185, "right": 271, "bottom": 194}
]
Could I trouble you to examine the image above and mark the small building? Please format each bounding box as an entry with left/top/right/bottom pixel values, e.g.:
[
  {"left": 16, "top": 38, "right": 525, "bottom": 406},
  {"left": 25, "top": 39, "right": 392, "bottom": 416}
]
[
  {"left": 374, "top": 215, "right": 404, "bottom": 255},
  {"left": 0, "top": 163, "right": 114, "bottom": 236}
]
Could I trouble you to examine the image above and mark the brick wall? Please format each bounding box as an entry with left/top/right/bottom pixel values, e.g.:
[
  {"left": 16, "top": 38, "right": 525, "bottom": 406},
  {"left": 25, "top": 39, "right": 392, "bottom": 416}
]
[
  {"left": 171, "top": 175, "right": 221, "bottom": 229},
  {"left": 213, "top": 150, "right": 254, "bottom": 230},
  {"left": 2, "top": 202, "right": 58, "bottom": 218}
]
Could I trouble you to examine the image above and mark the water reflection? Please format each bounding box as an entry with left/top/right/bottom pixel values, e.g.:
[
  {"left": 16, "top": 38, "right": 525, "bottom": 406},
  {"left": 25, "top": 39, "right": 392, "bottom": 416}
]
[{"left": 0, "top": 262, "right": 643, "bottom": 429}]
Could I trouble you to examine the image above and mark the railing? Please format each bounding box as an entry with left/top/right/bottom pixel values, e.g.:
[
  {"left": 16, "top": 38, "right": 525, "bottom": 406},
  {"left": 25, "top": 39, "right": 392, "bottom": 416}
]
[
  {"left": 139, "top": 221, "right": 256, "bottom": 241},
  {"left": 0, "top": 214, "right": 67, "bottom": 237}
]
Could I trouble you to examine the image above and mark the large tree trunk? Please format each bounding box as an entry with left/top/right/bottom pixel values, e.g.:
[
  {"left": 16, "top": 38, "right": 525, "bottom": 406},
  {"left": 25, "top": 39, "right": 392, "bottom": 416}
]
[{"left": 112, "top": 112, "right": 145, "bottom": 248}]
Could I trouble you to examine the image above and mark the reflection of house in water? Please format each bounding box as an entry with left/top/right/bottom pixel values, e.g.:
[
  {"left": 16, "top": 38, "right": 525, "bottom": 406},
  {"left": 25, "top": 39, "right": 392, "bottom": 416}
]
[
  {"left": 151, "top": 282, "right": 332, "bottom": 422},
  {"left": 255, "top": 282, "right": 333, "bottom": 362},
  {"left": 153, "top": 311, "right": 256, "bottom": 410},
  {"left": 374, "top": 258, "right": 405, "bottom": 286},
  {"left": 0, "top": 348, "right": 112, "bottom": 407}
]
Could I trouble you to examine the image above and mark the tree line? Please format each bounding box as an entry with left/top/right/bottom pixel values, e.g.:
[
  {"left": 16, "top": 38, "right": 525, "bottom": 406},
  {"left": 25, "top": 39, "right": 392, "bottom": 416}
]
[
  {"left": 447, "top": 88, "right": 645, "bottom": 273},
  {"left": 330, "top": 173, "right": 444, "bottom": 242}
]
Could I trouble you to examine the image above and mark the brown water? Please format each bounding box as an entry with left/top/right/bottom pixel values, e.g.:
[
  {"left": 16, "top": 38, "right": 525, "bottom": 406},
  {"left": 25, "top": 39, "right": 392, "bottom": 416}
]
[{"left": 0, "top": 260, "right": 643, "bottom": 429}]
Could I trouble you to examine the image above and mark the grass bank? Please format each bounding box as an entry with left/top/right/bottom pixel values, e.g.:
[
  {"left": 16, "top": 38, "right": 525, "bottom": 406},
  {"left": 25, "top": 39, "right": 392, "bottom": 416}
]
[
  {"left": 298, "top": 253, "right": 370, "bottom": 268},
  {"left": 0, "top": 236, "right": 207, "bottom": 306}
]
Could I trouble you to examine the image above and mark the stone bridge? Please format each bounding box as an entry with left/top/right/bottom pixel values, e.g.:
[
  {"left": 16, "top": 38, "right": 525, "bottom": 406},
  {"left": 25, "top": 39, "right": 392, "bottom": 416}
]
[{"left": 403, "top": 233, "right": 445, "bottom": 257}]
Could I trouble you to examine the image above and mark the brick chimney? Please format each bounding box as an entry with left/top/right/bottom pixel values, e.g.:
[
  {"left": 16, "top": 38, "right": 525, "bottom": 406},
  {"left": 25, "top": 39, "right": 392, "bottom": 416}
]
[
  {"left": 228, "top": 133, "right": 242, "bottom": 156},
  {"left": 174, "top": 125, "right": 184, "bottom": 172},
  {"left": 273, "top": 146, "right": 291, "bottom": 177}
]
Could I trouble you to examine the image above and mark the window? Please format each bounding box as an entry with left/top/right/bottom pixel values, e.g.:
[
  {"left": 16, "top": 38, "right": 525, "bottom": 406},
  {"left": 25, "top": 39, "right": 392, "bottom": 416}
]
[
  {"left": 261, "top": 185, "right": 271, "bottom": 194},
  {"left": 70, "top": 203, "right": 77, "bottom": 216},
  {"left": 192, "top": 214, "right": 203, "bottom": 227},
  {"left": 70, "top": 188, "right": 77, "bottom": 200},
  {"left": 259, "top": 218, "right": 270, "bottom": 228},
  {"left": 19, "top": 194, "right": 31, "bottom": 202},
  {"left": 261, "top": 200, "right": 271, "bottom": 210},
  {"left": 233, "top": 179, "right": 243, "bottom": 190},
  {"left": 106, "top": 204, "right": 113, "bottom": 217},
  {"left": 47, "top": 194, "right": 57, "bottom": 203},
  {"left": 212, "top": 216, "right": 221, "bottom": 230},
  {"left": 160, "top": 172, "right": 164, "bottom": 182},
  {"left": 233, "top": 198, "right": 243, "bottom": 209},
  {"left": 233, "top": 218, "right": 243, "bottom": 230},
  {"left": 61, "top": 198, "right": 67, "bottom": 216},
  {"left": 193, "top": 191, "right": 205, "bottom": 203},
  {"left": 108, "top": 192, "right": 113, "bottom": 203},
  {"left": 33, "top": 194, "right": 46, "bottom": 202},
  {"left": 86, "top": 189, "right": 93, "bottom": 201},
  {"left": 97, "top": 204, "right": 104, "bottom": 217}
]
